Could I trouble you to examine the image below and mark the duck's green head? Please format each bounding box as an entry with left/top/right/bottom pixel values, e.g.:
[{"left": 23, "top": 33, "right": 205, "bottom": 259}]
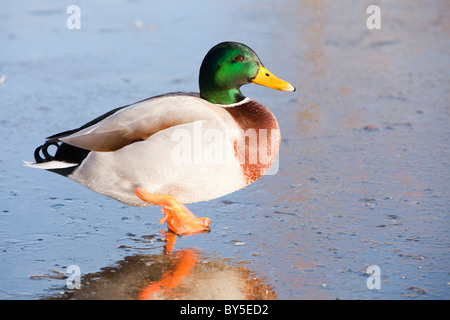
[{"left": 199, "top": 41, "right": 295, "bottom": 105}]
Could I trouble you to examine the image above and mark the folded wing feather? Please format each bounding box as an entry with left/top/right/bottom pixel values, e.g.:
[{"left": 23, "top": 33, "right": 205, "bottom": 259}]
[{"left": 57, "top": 93, "right": 216, "bottom": 152}]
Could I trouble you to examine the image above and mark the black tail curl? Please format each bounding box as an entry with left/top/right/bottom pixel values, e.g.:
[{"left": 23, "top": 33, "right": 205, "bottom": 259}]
[{"left": 34, "top": 142, "right": 60, "bottom": 163}]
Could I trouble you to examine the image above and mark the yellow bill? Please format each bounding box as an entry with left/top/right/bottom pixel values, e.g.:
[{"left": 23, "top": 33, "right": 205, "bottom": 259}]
[{"left": 251, "top": 65, "right": 296, "bottom": 92}]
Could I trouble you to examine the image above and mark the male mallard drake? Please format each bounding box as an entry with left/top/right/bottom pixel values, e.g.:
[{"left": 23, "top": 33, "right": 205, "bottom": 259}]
[{"left": 26, "top": 41, "right": 295, "bottom": 235}]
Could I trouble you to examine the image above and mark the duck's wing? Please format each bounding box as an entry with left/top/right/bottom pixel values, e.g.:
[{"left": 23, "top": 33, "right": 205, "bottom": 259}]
[{"left": 49, "top": 93, "right": 215, "bottom": 152}]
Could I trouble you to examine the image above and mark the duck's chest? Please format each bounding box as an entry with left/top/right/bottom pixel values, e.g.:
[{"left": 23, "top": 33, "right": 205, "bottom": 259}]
[{"left": 224, "top": 100, "right": 280, "bottom": 185}]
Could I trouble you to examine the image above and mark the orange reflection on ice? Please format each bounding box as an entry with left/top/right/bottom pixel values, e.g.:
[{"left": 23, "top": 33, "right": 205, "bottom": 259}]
[{"left": 137, "top": 232, "right": 198, "bottom": 300}]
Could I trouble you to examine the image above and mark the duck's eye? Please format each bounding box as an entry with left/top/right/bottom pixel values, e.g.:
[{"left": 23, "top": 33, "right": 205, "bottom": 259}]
[{"left": 234, "top": 55, "right": 245, "bottom": 62}]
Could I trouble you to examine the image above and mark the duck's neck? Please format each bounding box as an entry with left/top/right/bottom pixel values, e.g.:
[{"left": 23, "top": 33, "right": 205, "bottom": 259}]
[
  {"left": 198, "top": 63, "right": 246, "bottom": 105},
  {"left": 200, "top": 85, "right": 245, "bottom": 105}
]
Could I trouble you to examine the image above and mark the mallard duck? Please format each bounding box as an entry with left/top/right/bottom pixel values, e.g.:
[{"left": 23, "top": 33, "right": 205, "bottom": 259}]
[{"left": 25, "top": 41, "right": 295, "bottom": 235}]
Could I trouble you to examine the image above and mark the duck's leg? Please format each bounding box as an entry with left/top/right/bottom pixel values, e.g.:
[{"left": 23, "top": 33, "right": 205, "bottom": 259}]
[{"left": 135, "top": 188, "right": 211, "bottom": 236}]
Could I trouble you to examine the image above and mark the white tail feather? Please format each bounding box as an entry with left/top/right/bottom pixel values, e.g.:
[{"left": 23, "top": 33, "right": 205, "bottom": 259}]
[{"left": 23, "top": 160, "right": 77, "bottom": 170}]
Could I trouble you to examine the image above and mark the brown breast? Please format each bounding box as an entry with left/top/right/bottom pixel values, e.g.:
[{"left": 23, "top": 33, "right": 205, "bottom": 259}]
[{"left": 225, "top": 99, "right": 280, "bottom": 185}]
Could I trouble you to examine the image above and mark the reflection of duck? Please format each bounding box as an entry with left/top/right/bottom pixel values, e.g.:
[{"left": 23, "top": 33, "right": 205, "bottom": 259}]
[
  {"left": 137, "top": 248, "right": 200, "bottom": 300},
  {"left": 48, "top": 233, "right": 276, "bottom": 300},
  {"left": 26, "top": 42, "right": 295, "bottom": 236}
]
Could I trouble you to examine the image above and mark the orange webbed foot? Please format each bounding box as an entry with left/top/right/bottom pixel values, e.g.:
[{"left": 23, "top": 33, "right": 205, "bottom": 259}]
[{"left": 135, "top": 188, "right": 211, "bottom": 236}]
